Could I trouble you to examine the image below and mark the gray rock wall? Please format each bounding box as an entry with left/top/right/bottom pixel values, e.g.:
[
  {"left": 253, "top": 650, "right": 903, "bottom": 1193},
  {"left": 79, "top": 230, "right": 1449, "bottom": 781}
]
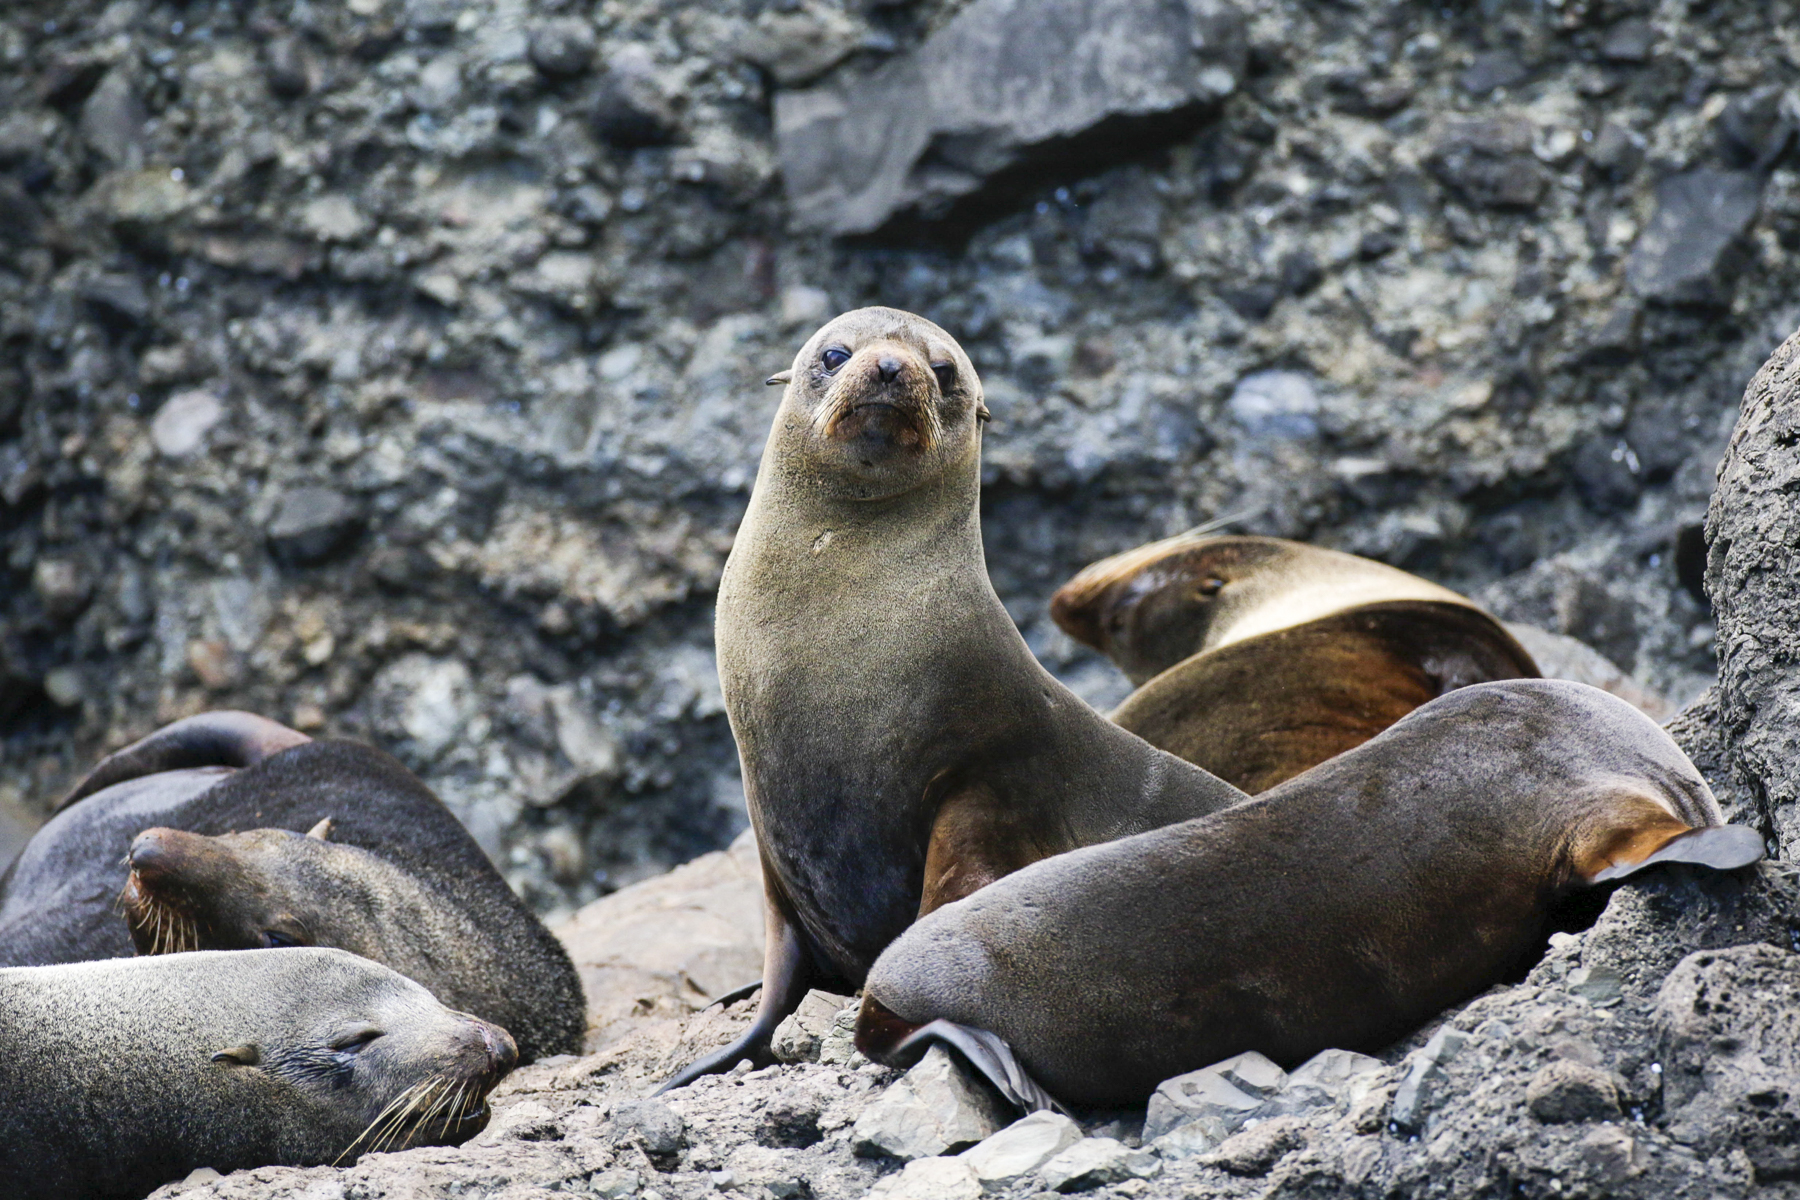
[{"left": 4, "top": 0, "right": 1800, "bottom": 911}]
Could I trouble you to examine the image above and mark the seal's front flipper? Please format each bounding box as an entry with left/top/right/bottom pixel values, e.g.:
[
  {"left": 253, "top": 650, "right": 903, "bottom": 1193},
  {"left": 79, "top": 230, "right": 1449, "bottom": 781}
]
[
  {"left": 1588, "top": 823, "right": 1766, "bottom": 883},
  {"left": 655, "top": 897, "right": 813, "bottom": 1094},
  {"left": 919, "top": 784, "right": 1046, "bottom": 915},
  {"left": 58, "top": 712, "right": 311, "bottom": 812}
]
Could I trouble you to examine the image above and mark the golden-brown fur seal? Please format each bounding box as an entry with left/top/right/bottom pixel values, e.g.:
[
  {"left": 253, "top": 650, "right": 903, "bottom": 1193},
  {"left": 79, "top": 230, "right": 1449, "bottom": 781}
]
[
  {"left": 660, "top": 308, "right": 1249, "bottom": 1090},
  {"left": 1051, "top": 533, "right": 1524, "bottom": 685},
  {"left": 0, "top": 948, "right": 516, "bottom": 1200},
  {"left": 856, "top": 679, "right": 1765, "bottom": 1109},
  {"left": 1051, "top": 534, "right": 1539, "bottom": 791}
]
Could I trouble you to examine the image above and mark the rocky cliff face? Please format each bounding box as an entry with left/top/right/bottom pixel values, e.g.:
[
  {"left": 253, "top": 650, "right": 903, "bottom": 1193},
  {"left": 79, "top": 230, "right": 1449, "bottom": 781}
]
[{"left": 2, "top": 0, "right": 1795, "bottom": 918}]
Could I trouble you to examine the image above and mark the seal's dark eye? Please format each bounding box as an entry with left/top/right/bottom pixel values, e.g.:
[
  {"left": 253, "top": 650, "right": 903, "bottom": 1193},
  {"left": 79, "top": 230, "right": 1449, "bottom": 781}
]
[
  {"left": 821, "top": 347, "right": 851, "bottom": 372},
  {"left": 262, "top": 930, "right": 300, "bottom": 949},
  {"left": 931, "top": 361, "right": 955, "bottom": 392},
  {"left": 1196, "top": 577, "right": 1226, "bottom": 598},
  {"left": 331, "top": 1028, "right": 382, "bottom": 1053}
]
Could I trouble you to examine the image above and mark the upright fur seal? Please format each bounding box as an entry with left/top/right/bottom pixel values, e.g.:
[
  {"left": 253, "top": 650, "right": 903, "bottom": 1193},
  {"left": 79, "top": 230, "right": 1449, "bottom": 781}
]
[
  {"left": 1051, "top": 535, "right": 1539, "bottom": 791},
  {"left": 0, "top": 948, "right": 515, "bottom": 1200},
  {"left": 856, "top": 679, "right": 1765, "bottom": 1109},
  {"left": 0, "top": 712, "right": 584, "bottom": 1062},
  {"left": 662, "top": 308, "right": 1248, "bottom": 1089}
]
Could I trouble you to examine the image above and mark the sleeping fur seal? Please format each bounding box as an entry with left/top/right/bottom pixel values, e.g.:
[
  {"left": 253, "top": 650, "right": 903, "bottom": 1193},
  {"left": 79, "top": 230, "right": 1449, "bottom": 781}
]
[
  {"left": 856, "top": 679, "right": 1765, "bottom": 1109},
  {"left": 1109, "top": 603, "right": 1538, "bottom": 793},
  {"left": 661, "top": 308, "right": 1248, "bottom": 1089},
  {"left": 1050, "top": 533, "right": 1526, "bottom": 686},
  {"left": 0, "top": 947, "right": 515, "bottom": 1200},
  {"left": 0, "top": 712, "right": 584, "bottom": 1062},
  {"left": 117, "top": 822, "right": 547, "bottom": 1057},
  {"left": 1051, "top": 534, "right": 1539, "bottom": 792}
]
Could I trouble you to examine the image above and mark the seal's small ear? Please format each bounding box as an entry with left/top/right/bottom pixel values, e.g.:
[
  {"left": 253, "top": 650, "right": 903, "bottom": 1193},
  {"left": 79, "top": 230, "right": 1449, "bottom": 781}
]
[
  {"left": 306, "top": 817, "right": 333, "bottom": 841},
  {"left": 766, "top": 370, "right": 794, "bottom": 386},
  {"left": 976, "top": 401, "right": 991, "bottom": 424},
  {"left": 212, "top": 1044, "right": 261, "bottom": 1067}
]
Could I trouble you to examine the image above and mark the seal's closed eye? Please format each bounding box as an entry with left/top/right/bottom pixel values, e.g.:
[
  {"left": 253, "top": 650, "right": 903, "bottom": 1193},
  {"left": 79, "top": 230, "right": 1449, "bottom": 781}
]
[
  {"left": 212, "top": 1044, "right": 261, "bottom": 1066},
  {"left": 330, "top": 1028, "right": 382, "bottom": 1053}
]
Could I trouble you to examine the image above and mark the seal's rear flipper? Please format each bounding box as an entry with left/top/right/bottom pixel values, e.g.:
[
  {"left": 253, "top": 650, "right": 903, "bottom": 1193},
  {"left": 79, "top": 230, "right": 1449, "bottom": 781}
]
[
  {"left": 891, "top": 1020, "right": 1069, "bottom": 1115},
  {"left": 1588, "top": 823, "right": 1766, "bottom": 883},
  {"left": 57, "top": 712, "right": 311, "bottom": 813},
  {"left": 704, "top": 980, "right": 765, "bottom": 1011},
  {"left": 655, "top": 904, "right": 814, "bottom": 1095}
]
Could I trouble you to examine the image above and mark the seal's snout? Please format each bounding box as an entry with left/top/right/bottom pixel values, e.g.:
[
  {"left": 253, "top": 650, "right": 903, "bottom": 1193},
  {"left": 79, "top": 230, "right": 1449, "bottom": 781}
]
[
  {"left": 483, "top": 1021, "right": 519, "bottom": 1076},
  {"left": 121, "top": 828, "right": 210, "bottom": 955},
  {"left": 816, "top": 340, "right": 943, "bottom": 454},
  {"left": 128, "top": 828, "right": 189, "bottom": 885},
  {"left": 459, "top": 1017, "right": 518, "bottom": 1080}
]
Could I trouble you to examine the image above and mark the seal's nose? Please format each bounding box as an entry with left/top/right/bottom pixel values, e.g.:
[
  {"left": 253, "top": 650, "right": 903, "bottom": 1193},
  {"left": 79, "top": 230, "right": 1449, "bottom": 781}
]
[
  {"left": 128, "top": 828, "right": 185, "bottom": 884},
  {"left": 877, "top": 356, "right": 903, "bottom": 382},
  {"left": 480, "top": 1021, "right": 518, "bottom": 1076}
]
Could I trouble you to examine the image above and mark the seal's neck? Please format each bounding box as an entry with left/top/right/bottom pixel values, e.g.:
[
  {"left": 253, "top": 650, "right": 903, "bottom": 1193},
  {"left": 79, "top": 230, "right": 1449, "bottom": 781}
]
[{"left": 726, "top": 429, "right": 989, "bottom": 618}]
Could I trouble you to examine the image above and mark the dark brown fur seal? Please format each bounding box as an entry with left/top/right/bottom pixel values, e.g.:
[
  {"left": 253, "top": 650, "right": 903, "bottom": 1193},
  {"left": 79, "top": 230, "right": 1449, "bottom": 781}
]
[
  {"left": 856, "top": 679, "right": 1765, "bottom": 1110},
  {"left": 117, "top": 822, "right": 552, "bottom": 1056},
  {"left": 1051, "top": 535, "right": 1539, "bottom": 791},
  {"left": 0, "top": 712, "right": 584, "bottom": 1063},
  {"left": 0, "top": 947, "right": 515, "bottom": 1200},
  {"left": 660, "top": 308, "right": 1248, "bottom": 1090}
]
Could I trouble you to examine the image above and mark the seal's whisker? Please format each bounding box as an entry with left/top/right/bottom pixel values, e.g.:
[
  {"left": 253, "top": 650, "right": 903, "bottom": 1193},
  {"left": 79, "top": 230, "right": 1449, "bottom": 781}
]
[
  {"left": 336, "top": 1076, "right": 434, "bottom": 1165},
  {"left": 392, "top": 1078, "right": 443, "bottom": 1151},
  {"left": 415, "top": 1078, "right": 461, "bottom": 1147},
  {"left": 386, "top": 1076, "right": 445, "bottom": 1152},
  {"left": 350, "top": 1081, "right": 425, "bottom": 1160}
]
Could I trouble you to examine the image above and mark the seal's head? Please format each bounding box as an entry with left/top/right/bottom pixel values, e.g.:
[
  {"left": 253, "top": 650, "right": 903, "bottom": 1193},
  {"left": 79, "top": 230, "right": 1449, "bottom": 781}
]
[
  {"left": 770, "top": 307, "right": 985, "bottom": 501},
  {"left": 188, "top": 948, "right": 516, "bottom": 1160},
  {"left": 1051, "top": 535, "right": 1292, "bottom": 683},
  {"left": 1052, "top": 534, "right": 1485, "bottom": 686},
  {"left": 120, "top": 821, "right": 489, "bottom": 975},
  {"left": 214, "top": 949, "right": 520, "bottom": 1160}
]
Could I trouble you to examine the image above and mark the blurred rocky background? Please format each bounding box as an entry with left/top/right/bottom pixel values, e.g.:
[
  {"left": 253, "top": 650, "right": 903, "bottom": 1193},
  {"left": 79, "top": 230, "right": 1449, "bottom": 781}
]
[{"left": 3, "top": 0, "right": 1797, "bottom": 917}]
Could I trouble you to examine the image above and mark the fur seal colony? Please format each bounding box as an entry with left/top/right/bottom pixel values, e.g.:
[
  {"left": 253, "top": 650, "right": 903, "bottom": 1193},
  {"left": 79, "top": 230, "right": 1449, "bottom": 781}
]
[
  {"left": 662, "top": 308, "right": 1250, "bottom": 1090},
  {"left": 0, "top": 711, "right": 584, "bottom": 1063},
  {"left": 856, "top": 679, "right": 1765, "bottom": 1109},
  {"left": 1051, "top": 534, "right": 1539, "bottom": 792},
  {"left": 0, "top": 948, "right": 516, "bottom": 1200}
]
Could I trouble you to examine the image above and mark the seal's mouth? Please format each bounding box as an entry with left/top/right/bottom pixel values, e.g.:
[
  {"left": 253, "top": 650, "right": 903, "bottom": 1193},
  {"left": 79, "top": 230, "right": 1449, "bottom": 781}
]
[
  {"left": 335, "top": 1072, "right": 498, "bottom": 1165},
  {"left": 819, "top": 395, "right": 939, "bottom": 452},
  {"left": 118, "top": 868, "right": 200, "bottom": 956},
  {"left": 814, "top": 351, "right": 943, "bottom": 455}
]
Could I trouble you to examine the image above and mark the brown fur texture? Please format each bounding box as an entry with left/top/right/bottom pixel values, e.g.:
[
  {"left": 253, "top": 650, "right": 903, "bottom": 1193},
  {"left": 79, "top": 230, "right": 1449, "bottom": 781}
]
[
  {"left": 1111, "top": 601, "right": 1539, "bottom": 792},
  {"left": 116, "top": 824, "right": 549, "bottom": 1052},
  {"left": 858, "top": 679, "right": 1764, "bottom": 1109},
  {"left": 1051, "top": 534, "right": 1505, "bottom": 685},
  {"left": 0, "top": 948, "right": 514, "bottom": 1200},
  {"left": 660, "top": 308, "right": 1247, "bottom": 1091}
]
